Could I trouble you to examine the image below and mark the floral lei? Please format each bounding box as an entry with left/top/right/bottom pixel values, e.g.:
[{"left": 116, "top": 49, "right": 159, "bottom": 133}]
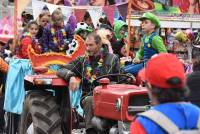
[
  {"left": 23, "top": 32, "right": 32, "bottom": 38},
  {"left": 19, "top": 32, "right": 37, "bottom": 45},
  {"left": 85, "top": 52, "right": 104, "bottom": 82},
  {"left": 50, "top": 24, "right": 68, "bottom": 51}
]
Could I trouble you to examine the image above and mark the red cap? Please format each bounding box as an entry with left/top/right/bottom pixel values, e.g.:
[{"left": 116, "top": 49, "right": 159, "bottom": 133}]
[{"left": 139, "top": 53, "right": 185, "bottom": 89}]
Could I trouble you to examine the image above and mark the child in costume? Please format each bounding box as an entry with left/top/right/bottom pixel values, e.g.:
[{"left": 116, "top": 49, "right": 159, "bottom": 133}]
[
  {"left": 0, "top": 57, "right": 8, "bottom": 132},
  {"left": 112, "top": 20, "right": 128, "bottom": 55},
  {"left": 42, "top": 8, "right": 74, "bottom": 53},
  {"left": 75, "top": 22, "right": 93, "bottom": 40},
  {"left": 36, "top": 6, "right": 50, "bottom": 44},
  {"left": 124, "top": 12, "right": 167, "bottom": 75},
  {"left": 131, "top": 53, "right": 200, "bottom": 134},
  {"left": 113, "top": 20, "right": 128, "bottom": 41},
  {"left": 17, "top": 21, "right": 42, "bottom": 59}
]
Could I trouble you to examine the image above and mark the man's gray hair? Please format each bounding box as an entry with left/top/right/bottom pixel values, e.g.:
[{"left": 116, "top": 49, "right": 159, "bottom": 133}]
[{"left": 87, "top": 32, "right": 102, "bottom": 46}]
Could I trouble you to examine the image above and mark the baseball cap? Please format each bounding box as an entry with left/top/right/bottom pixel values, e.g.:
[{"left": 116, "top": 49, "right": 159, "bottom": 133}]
[
  {"left": 139, "top": 12, "right": 161, "bottom": 28},
  {"left": 139, "top": 53, "right": 185, "bottom": 89}
]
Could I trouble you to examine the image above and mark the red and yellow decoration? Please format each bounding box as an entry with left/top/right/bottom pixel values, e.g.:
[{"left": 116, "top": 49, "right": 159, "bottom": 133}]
[{"left": 28, "top": 35, "right": 85, "bottom": 74}]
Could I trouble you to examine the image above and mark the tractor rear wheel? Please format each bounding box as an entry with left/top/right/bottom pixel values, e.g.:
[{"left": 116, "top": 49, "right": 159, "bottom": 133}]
[{"left": 19, "top": 91, "right": 62, "bottom": 134}]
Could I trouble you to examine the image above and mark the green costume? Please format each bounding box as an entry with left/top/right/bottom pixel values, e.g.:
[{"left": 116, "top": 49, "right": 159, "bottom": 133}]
[
  {"left": 139, "top": 12, "right": 161, "bottom": 28},
  {"left": 114, "top": 20, "right": 128, "bottom": 40},
  {"left": 136, "top": 34, "right": 167, "bottom": 59}
]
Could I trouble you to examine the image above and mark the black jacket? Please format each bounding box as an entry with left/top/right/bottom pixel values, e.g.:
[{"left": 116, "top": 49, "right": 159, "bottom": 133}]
[{"left": 57, "top": 52, "right": 123, "bottom": 92}]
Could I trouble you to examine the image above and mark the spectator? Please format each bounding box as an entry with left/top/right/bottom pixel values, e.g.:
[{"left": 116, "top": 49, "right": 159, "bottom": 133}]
[
  {"left": 186, "top": 71, "right": 200, "bottom": 107},
  {"left": 112, "top": 39, "right": 134, "bottom": 59},
  {"left": 42, "top": 8, "right": 74, "bottom": 53},
  {"left": 17, "top": 21, "right": 41, "bottom": 59},
  {"left": 113, "top": 20, "right": 128, "bottom": 41},
  {"left": 98, "top": 23, "right": 116, "bottom": 46},
  {"left": 83, "top": 11, "right": 94, "bottom": 28},
  {"left": 193, "top": 58, "right": 200, "bottom": 71},
  {"left": 21, "top": 11, "right": 34, "bottom": 27},
  {"left": 131, "top": 53, "right": 200, "bottom": 134},
  {"left": 75, "top": 22, "right": 93, "bottom": 40},
  {"left": 36, "top": 6, "right": 50, "bottom": 43},
  {"left": 67, "top": 14, "right": 77, "bottom": 32},
  {"left": 0, "top": 57, "right": 8, "bottom": 132},
  {"left": 96, "top": 29, "right": 113, "bottom": 53},
  {"left": 4, "top": 39, "right": 14, "bottom": 63},
  {"left": 0, "top": 40, "right": 6, "bottom": 59}
]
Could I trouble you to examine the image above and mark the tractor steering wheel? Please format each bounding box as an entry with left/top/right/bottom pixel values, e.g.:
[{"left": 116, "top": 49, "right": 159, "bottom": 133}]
[
  {"left": 92, "top": 73, "right": 136, "bottom": 87},
  {"left": 83, "top": 73, "right": 136, "bottom": 97}
]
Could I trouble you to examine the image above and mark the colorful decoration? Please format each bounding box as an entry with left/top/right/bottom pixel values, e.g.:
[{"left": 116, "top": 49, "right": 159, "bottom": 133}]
[
  {"left": 85, "top": 52, "right": 104, "bottom": 82},
  {"left": 185, "top": 29, "right": 195, "bottom": 41},
  {"left": 0, "top": 16, "right": 14, "bottom": 43},
  {"left": 174, "top": 31, "right": 188, "bottom": 44},
  {"left": 132, "top": 0, "right": 154, "bottom": 11},
  {"left": 28, "top": 35, "right": 85, "bottom": 71},
  {"left": 50, "top": 25, "right": 68, "bottom": 51}
]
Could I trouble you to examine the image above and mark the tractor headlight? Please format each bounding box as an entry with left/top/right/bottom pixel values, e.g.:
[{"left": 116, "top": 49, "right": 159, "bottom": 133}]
[{"left": 115, "top": 98, "right": 121, "bottom": 111}]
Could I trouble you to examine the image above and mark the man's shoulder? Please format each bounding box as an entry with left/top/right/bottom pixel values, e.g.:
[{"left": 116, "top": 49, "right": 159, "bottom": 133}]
[
  {"left": 104, "top": 52, "right": 118, "bottom": 57},
  {"left": 104, "top": 53, "right": 119, "bottom": 60}
]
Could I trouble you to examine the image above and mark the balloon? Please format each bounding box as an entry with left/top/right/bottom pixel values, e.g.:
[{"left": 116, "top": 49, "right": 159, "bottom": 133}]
[
  {"left": 185, "top": 29, "right": 195, "bottom": 41},
  {"left": 174, "top": 31, "right": 187, "bottom": 43}
]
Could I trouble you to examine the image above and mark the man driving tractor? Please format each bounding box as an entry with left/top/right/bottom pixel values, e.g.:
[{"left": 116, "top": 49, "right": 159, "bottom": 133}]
[{"left": 57, "top": 32, "right": 124, "bottom": 134}]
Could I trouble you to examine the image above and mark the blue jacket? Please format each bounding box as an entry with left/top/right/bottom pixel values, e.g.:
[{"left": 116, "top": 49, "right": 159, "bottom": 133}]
[{"left": 137, "top": 103, "right": 200, "bottom": 134}]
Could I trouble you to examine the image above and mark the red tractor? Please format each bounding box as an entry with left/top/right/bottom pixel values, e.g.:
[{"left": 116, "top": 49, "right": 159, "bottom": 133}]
[
  {"left": 91, "top": 74, "right": 150, "bottom": 134},
  {"left": 16, "top": 35, "right": 150, "bottom": 133},
  {"left": 18, "top": 73, "right": 149, "bottom": 134}
]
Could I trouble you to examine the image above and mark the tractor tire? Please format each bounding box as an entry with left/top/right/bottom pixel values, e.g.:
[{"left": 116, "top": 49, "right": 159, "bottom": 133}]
[{"left": 19, "top": 91, "right": 62, "bottom": 134}]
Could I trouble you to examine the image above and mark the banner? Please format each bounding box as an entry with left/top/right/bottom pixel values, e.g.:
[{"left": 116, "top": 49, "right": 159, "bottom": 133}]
[
  {"left": 32, "top": 0, "right": 46, "bottom": 19},
  {"left": 117, "top": 2, "right": 128, "bottom": 21},
  {"left": 46, "top": 2, "right": 59, "bottom": 14},
  {"left": 103, "top": 5, "right": 115, "bottom": 25},
  {"left": 74, "top": 9, "right": 86, "bottom": 22},
  {"left": 60, "top": 6, "right": 73, "bottom": 20},
  {"left": 0, "top": 16, "right": 14, "bottom": 43},
  {"left": 87, "top": 8, "right": 103, "bottom": 28},
  {"left": 32, "top": 0, "right": 105, "bottom": 25},
  {"left": 130, "top": 0, "right": 200, "bottom": 15}
]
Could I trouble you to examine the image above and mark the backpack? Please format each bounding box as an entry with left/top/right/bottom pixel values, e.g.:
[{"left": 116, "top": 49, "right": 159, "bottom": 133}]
[{"left": 139, "top": 110, "right": 200, "bottom": 134}]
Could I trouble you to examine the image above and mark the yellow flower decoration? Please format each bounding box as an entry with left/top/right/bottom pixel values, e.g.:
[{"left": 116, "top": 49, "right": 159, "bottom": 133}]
[
  {"left": 51, "top": 28, "right": 55, "bottom": 35},
  {"left": 62, "top": 29, "right": 66, "bottom": 36},
  {"left": 53, "top": 37, "right": 57, "bottom": 44}
]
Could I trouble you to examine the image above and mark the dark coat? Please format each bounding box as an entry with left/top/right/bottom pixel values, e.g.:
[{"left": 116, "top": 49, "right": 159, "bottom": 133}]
[{"left": 57, "top": 52, "right": 123, "bottom": 93}]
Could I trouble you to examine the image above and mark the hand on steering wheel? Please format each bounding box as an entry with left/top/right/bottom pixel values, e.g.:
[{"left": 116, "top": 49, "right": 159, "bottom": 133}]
[
  {"left": 133, "top": 58, "right": 140, "bottom": 64},
  {"left": 92, "top": 73, "right": 136, "bottom": 86}
]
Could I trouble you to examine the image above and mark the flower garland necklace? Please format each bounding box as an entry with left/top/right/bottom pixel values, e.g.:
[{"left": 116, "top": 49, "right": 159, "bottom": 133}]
[
  {"left": 23, "top": 32, "right": 32, "bottom": 37},
  {"left": 18, "top": 32, "right": 32, "bottom": 47},
  {"left": 50, "top": 23, "right": 67, "bottom": 51},
  {"left": 85, "top": 52, "right": 104, "bottom": 83}
]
